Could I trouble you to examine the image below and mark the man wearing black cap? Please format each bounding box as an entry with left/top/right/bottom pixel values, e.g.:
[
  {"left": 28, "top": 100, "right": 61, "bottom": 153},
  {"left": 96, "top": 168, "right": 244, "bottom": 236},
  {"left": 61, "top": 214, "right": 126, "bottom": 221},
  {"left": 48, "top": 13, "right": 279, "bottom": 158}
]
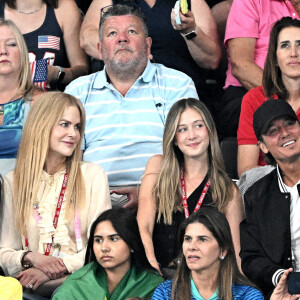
[{"left": 240, "top": 99, "right": 300, "bottom": 299}]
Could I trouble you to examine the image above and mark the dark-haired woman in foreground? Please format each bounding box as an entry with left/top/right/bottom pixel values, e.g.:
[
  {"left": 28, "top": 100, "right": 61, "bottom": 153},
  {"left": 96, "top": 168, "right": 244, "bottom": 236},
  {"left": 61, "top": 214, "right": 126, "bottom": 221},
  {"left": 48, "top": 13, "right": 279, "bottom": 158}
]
[
  {"left": 152, "top": 207, "right": 263, "bottom": 300},
  {"left": 53, "top": 208, "right": 163, "bottom": 300}
]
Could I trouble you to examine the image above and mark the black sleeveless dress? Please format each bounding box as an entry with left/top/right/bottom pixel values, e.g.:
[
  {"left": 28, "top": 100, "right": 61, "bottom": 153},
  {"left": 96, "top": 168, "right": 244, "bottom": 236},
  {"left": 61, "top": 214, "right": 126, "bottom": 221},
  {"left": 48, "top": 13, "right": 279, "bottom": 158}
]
[{"left": 152, "top": 174, "right": 215, "bottom": 267}]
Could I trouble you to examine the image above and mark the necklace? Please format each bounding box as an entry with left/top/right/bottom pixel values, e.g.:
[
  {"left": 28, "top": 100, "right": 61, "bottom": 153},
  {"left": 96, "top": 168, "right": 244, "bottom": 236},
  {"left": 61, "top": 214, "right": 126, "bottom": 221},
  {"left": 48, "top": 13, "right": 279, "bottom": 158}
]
[
  {"left": 16, "top": 3, "right": 43, "bottom": 15},
  {"left": 0, "top": 92, "right": 20, "bottom": 116}
]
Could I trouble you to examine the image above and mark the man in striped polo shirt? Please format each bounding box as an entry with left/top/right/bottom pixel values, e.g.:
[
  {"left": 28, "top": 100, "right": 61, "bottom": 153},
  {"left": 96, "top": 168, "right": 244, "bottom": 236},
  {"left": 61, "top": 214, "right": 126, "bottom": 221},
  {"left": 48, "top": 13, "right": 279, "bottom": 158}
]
[{"left": 65, "top": 4, "right": 198, "bottom": 210}]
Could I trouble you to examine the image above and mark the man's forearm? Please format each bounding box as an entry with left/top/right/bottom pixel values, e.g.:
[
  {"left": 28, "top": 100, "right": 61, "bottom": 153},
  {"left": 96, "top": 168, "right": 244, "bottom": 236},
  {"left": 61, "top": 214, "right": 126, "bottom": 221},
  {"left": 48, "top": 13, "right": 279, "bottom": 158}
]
[
  {"left": 80, "top": 27, "right": 100, "bottom": 59},
  {"left": 231, "top": 62, "right": 263, "bottom": 90}
]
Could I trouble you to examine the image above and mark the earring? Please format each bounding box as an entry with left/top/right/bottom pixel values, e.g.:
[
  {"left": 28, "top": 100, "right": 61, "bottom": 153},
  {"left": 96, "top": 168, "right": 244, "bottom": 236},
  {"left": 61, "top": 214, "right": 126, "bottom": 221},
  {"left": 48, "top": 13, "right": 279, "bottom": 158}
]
[
  {"left": 219, "top": 255, "right": 224, "bottom": 260},
  {"left": 130, "top": 249, "right": 134, "bottom": 253}
]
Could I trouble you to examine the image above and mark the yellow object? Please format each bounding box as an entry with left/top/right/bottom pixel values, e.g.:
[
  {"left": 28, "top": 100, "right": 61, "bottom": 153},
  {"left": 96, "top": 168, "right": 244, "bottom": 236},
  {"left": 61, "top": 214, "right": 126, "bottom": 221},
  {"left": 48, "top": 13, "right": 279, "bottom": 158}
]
[
  {"left": 0, "top": 276, "right": 22, "bottom": 300},
  {"left": 180, "top": 0, "right": 188, "bottom": 14}
]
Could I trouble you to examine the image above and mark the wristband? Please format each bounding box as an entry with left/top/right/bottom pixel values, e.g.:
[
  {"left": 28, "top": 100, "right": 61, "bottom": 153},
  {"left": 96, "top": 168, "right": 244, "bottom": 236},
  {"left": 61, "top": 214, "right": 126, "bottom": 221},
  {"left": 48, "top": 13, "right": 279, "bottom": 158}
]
[
  {"left": 184, "top": 30, "right": 197, "bottom": 40},
  {"left": 21, "top": 250, "right": 33, "bottom": 269},
  {"left": 53, "top": 66, "right": 65, "bottom": 83}
]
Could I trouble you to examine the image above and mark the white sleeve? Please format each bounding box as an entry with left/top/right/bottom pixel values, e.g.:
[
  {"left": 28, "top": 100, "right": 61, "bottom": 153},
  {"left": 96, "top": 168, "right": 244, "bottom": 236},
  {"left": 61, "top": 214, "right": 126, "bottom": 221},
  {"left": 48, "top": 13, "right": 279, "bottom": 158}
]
[{"left": 0, "top": 173, "right": 24, "bottom": 277}]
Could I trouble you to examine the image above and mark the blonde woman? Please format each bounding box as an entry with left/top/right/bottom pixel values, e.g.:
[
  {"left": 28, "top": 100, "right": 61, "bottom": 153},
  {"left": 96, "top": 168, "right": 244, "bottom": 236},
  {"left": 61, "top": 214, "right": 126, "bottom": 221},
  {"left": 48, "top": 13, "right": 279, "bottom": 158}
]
[
  {"left": 0, "top": 92, "right": 111, "bottom": 297},
  {"left": 0, "top": 0, "right": 88, "bottom": 90},
  {"left": 137, "top": 98, "right": 243, "bottom": 274},
  {"left": 0, "top": 18, "right": 43, "bottom": 177}
]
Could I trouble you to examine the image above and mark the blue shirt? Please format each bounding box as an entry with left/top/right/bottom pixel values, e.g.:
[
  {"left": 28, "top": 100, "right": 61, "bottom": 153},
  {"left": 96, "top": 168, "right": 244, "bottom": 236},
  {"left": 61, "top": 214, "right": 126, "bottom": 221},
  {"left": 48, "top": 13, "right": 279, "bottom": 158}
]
[
  {"left": 0, "top": 97, "right": 30, "bottom": 176},
  {"left": 151, "top": 280, "right": 264, "bottom": 300},
  {"left": 191, "top": 279, "right": 218, "bottom": 300},
  {"left": 65, "top": 61, "right": 198, "bottom": 186},
  {"left": 0, "top": 97, "right": 25, "bottom": 159}
]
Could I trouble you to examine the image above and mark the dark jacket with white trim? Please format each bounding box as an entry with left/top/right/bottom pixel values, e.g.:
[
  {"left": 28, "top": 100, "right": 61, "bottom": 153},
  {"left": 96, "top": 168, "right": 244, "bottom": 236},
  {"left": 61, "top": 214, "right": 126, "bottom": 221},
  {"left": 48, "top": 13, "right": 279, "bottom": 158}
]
[{"left": 240, "top": 168, "right": 293, "bottom": 299}]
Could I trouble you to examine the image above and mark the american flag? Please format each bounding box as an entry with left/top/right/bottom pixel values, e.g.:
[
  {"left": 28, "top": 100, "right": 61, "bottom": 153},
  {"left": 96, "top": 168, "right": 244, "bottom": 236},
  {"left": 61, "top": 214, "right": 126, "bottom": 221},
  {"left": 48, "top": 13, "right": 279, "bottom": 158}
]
[
  {"left": 38, "top": 35, "right": 60, "bottom": 50},
  {"left": 30, "top": 58, "right": 50, "bottom": 91}
]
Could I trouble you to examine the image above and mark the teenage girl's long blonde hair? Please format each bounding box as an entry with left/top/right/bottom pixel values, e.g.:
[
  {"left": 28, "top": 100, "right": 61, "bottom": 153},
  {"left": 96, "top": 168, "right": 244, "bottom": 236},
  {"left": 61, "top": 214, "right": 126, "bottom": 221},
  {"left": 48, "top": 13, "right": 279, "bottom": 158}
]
[
  {"left": 155, "top": 98, "right": 234, "bottom": 224},
  {"left": 13, "top": 92, "right": 86, "bottom": 235}
]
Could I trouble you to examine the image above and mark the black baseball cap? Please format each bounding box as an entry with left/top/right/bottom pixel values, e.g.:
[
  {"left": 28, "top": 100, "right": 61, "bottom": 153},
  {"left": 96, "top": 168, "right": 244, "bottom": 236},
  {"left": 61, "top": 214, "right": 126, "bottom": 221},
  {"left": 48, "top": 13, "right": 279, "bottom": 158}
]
[{"left": 253, "top": 99, "right": 298, "bottom": 139}]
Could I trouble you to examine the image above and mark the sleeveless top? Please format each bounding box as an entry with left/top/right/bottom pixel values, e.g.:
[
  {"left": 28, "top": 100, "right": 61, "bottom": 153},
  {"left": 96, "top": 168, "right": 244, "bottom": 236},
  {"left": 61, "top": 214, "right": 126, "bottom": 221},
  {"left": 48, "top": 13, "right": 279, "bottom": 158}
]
[
  {"left": 153, "top": 174, "right": 215, "bottom": 267},
  {"left": 0, "top": 3, "right": 69, "bottom": 68},
  {"left": 205, "top": 0, "right": 224, "bottom": 8}
]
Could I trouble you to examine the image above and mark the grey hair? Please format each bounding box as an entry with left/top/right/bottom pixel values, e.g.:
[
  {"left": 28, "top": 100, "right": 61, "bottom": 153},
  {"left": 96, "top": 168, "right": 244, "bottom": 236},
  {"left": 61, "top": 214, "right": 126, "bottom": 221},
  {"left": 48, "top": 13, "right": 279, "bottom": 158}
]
[{"left": 99, "top": 4, "right": 148, "bottom": 41}]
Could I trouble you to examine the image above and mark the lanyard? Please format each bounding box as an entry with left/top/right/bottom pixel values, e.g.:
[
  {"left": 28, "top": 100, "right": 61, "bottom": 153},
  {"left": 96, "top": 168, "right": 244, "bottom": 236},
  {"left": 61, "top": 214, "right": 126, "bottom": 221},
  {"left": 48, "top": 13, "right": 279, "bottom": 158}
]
[
  {"left": 24, "top": 172, "right": 83, "bottom": 255},
  {"left": 180, "top": 166, "right": 210, "bottom": 219}
]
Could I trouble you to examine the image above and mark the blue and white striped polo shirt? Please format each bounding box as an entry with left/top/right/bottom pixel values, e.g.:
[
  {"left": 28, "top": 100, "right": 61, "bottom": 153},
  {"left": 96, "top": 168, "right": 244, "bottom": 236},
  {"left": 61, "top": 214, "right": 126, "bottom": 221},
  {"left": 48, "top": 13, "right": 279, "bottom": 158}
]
[{"left": 65, "top": 61, "right": 198, "bottom": 186}]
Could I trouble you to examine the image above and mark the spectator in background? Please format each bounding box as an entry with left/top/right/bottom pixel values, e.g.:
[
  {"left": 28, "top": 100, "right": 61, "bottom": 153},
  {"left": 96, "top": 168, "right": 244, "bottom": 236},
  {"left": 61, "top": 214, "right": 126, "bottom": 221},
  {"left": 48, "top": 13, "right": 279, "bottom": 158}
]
[
  {"left": 0, "top": 92, "right": 111, "bottom": 298},
  {"left": 137, "top": 99, "right": 243, "bottom": 274},
  {"left": 80, "top": 0, "right": 221, "bottom": 112},
  {"left": 214, "top": 0, "right": 300, "bottom": 139},
  {"left": 237, "top": 17, "right": 300, "bottom": 177},
  {"left": 0, "top": 0, "right": 88, "bottom": 90},
  {"left": 206, "top": 0, "right": 232, "bottom": 41},
  {"left": 66, "top": 4, "right": 198, "bottom": 211},
  {"left": 208, "top": 0, "right": 234, "bottom": 99},
  {"left": 52, "top": 208, "right": 163, "bottom": 300},
  {"left": 0, "top": 18, "right": 43, "bottom": 177}
]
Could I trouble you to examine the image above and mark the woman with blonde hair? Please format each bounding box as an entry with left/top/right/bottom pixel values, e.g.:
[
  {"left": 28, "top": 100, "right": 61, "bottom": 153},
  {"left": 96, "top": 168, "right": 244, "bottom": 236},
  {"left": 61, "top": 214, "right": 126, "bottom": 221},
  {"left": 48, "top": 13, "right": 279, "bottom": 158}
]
[
  {"left": 0, "top": 0, "right": 88, "bottom": 90},
  {"left": 137, "top": 98, "right": 243, "bottom": 274},
  {"left": 0, "top": 92, "right": 111, "bottom": 298},
  {"left": 0, "top": 18, "right": 43, "bottom": 176}
]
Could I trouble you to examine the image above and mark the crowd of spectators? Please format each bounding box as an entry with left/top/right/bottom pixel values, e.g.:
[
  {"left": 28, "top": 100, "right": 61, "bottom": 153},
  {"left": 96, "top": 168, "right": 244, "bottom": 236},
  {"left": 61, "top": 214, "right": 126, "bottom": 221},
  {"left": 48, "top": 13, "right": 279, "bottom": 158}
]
[{"left": 1, "top": 0, "right": 300, "bottom": 299}]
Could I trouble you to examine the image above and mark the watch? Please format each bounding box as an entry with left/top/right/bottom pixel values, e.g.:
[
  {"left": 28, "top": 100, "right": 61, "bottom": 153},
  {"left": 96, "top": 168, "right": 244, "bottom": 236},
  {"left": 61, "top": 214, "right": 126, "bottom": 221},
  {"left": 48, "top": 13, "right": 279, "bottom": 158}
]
[
  {"left": 184, "top": 30, "right": 197, "bottom": 40},
  {"left": 55, "top": 66, "right": 65, "bottom": 83}
]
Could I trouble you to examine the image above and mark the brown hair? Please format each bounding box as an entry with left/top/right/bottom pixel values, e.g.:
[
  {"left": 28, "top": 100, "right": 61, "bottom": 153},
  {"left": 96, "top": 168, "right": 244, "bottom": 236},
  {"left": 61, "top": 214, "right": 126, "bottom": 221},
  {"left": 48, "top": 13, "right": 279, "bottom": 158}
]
[
  {"left": 171, "top": 207, "right": 256, "bottom": 300},
  {"left": 263, "top": 17, "right": 300, "bottom": 99}
]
